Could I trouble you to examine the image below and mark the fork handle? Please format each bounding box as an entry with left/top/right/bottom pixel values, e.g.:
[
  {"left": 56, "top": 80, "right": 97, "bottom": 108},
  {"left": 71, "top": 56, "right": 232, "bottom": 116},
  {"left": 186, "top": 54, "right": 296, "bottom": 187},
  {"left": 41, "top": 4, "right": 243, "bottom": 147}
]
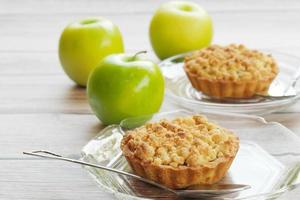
[{"left": 23, "top": 150, "right": 176, "bottom": 194}]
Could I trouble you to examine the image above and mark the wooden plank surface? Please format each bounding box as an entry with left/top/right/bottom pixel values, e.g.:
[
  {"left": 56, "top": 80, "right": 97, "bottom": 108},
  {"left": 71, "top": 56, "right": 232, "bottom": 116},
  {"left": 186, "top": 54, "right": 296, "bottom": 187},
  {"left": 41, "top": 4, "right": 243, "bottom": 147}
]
[
  {"left": 0, "top": 0, "right": 300, "bottom": 199},
  {"left": 0, "top": 11, "right": 300, "bottom": 52},
  {"left": 0, "top": 160, "right": 112, "bottom": 200}
]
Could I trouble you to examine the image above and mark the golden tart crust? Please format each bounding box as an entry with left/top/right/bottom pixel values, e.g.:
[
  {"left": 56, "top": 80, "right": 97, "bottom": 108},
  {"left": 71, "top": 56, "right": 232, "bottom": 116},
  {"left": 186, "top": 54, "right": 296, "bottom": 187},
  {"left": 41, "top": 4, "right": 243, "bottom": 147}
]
[
  {"left": 121, "top": 115, "right": 239, "bottom": 189},
  {"left": 184, "top": 44, "right": 279, "bottom": 98}
]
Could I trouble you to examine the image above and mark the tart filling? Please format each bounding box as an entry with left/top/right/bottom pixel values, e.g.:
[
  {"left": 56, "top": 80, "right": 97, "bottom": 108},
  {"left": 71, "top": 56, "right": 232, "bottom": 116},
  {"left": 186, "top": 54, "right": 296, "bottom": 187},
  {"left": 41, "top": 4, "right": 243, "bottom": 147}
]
[{"left": 121, "top": 115, "right": 239, "bottom": 189}]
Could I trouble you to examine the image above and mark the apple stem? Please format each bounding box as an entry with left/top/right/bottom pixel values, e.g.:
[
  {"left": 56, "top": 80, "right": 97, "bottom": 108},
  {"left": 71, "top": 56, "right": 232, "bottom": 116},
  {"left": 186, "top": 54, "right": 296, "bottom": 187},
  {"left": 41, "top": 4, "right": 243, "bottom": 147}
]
[{"left": 132, "top": 50, "right": 147, "bottom": 60}]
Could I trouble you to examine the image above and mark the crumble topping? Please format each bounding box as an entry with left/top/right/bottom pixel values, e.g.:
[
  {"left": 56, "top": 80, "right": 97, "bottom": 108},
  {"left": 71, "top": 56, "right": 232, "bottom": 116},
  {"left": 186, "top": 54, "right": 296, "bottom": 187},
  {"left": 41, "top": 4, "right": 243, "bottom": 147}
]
[
  {"left": 121, "top": 115, "right": 239, "bottom": 168},
  {"left": 184, "top": 44, "right": 278, "bottom": 81}
]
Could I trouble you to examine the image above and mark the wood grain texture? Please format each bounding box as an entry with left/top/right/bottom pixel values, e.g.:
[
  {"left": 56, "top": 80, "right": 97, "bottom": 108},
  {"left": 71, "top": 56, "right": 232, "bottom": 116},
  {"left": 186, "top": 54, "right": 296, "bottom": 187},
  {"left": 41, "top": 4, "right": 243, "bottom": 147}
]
[
  {"left": 1, "top": 0, "right": 300, "bottom": 14},
  {"left": 0, "top": 114, "right": 103, "bottom": 158},
  {"left": 0, "top": 0, "right": 300, "bottom": 199},
  {"left": 0, "top": 160, "right": 112, "bottom": 199},
  {"left": 0, "top": 0, "right": 300, "bottom": 53},
  {"left": 0, "top": 12, "right": 300, "bottom": 52}
]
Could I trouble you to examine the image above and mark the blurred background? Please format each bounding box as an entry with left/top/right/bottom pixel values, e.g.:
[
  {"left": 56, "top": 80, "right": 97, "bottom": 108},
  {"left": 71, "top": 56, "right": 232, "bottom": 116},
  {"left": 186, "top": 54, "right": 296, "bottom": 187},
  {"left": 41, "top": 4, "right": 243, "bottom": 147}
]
[{"left": 2, "top": 0, "right": 300, "bottom": 55}]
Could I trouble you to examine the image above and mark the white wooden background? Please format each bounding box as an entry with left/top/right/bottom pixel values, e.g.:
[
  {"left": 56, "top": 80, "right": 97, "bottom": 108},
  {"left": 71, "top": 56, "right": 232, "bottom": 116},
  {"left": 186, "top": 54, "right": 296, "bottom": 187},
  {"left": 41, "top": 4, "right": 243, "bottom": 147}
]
[{"left": 0, "top": 0, "right": 300, "bottom": 199}]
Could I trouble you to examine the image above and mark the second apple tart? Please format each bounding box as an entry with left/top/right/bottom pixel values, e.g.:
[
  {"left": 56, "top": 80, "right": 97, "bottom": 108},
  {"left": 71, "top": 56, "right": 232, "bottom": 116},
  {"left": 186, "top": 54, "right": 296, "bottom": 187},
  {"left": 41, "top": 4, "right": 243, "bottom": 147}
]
[
  {"left": 184, "top": 44, "right": 279, "bottom": 98},
  {"left": 121, "top": 115, "right": 239, "bottom": 189}
]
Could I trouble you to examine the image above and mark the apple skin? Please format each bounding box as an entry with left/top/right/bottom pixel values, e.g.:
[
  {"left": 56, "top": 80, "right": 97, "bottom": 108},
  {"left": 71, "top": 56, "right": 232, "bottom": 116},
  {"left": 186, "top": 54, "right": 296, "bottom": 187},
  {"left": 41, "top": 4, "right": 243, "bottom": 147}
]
[
  {"left": 87, "top": 53, "right": 165, "bottom": 125},
  {"left": 149, "top": 1, "right": 213, "bottom": 60},
  {"left": 59, "top": 17, "right": 124, "bottom": 86}
]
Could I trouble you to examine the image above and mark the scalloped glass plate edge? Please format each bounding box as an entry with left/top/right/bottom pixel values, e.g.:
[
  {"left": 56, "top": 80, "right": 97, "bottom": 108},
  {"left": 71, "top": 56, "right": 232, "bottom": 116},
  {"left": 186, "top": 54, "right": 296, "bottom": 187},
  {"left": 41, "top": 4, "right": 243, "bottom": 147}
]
[
  {"left": 160, "top": 50, "right": 300, "bottom": 115},
  {"left": 80, "top": 110, "right": 300, "bottom": 200}
]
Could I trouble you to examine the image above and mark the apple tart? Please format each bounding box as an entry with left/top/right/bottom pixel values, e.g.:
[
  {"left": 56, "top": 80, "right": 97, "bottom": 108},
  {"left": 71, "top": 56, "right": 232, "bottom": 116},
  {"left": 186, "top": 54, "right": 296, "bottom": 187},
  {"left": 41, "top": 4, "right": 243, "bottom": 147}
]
[
  {"left": 184, "top": 44, "right": 279, "bottom": 98},
  {"left": 121, "top": 115, "right": 239, "bottom": 189}
]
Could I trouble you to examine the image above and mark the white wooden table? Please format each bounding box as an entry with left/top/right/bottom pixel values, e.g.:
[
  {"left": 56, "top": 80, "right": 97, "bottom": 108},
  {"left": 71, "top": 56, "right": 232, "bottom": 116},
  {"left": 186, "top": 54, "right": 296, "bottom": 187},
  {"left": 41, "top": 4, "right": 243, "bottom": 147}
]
[{"left": 0, "top": 0, "right": 299, "bottom": 199}]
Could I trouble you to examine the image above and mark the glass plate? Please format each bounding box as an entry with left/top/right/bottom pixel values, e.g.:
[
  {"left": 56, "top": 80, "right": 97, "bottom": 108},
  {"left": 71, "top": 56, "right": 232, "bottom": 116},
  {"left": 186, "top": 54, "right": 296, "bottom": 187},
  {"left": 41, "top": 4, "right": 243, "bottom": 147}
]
[
  {"left": 159, "top": 51, "right": 300, "bottom": 115},
  {"left": 81, "top": 110, "right": 300, "bottom": 200}
]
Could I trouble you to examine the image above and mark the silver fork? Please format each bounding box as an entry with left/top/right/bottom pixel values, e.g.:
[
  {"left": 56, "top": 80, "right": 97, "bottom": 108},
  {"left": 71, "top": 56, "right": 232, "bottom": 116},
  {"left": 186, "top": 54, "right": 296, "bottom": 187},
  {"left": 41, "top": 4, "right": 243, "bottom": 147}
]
[{"left": 23, "top": 150, "right": 250, "bottom": 199}]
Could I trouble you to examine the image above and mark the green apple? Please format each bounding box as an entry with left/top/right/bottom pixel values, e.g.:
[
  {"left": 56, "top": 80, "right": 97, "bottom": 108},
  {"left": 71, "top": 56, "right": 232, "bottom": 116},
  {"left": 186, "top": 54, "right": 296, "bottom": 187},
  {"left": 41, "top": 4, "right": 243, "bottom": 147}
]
[
  {"left": 87, "top": 52, "right": 165, "bottom": 125},
  {"left": 149, "top": 1, "right": 213, "bottom": 60},
  {"left": 59, "top": 17, "right": 124, "bottom": 86}
]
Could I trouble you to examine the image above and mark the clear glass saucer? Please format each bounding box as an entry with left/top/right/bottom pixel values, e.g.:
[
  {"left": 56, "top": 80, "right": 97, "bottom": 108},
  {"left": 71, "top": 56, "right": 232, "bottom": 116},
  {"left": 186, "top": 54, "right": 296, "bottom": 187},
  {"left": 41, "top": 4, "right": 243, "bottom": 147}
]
[
  {"left": 159, "top": 51, "right": 300, "bottom": 115},
  {"left": 81, "top": 110, "right": 300, "bottom": 200}
]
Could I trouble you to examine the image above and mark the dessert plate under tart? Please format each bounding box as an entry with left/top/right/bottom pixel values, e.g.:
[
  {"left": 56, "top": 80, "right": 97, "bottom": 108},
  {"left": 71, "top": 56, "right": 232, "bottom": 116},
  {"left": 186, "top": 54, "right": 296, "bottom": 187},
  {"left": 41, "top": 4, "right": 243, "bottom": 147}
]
[
  {"left": 159, "top": 51, "right": 300, "bottom": 115},
  {"left": 81, "top": 110, "right": 300, "bottom": 200}
]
